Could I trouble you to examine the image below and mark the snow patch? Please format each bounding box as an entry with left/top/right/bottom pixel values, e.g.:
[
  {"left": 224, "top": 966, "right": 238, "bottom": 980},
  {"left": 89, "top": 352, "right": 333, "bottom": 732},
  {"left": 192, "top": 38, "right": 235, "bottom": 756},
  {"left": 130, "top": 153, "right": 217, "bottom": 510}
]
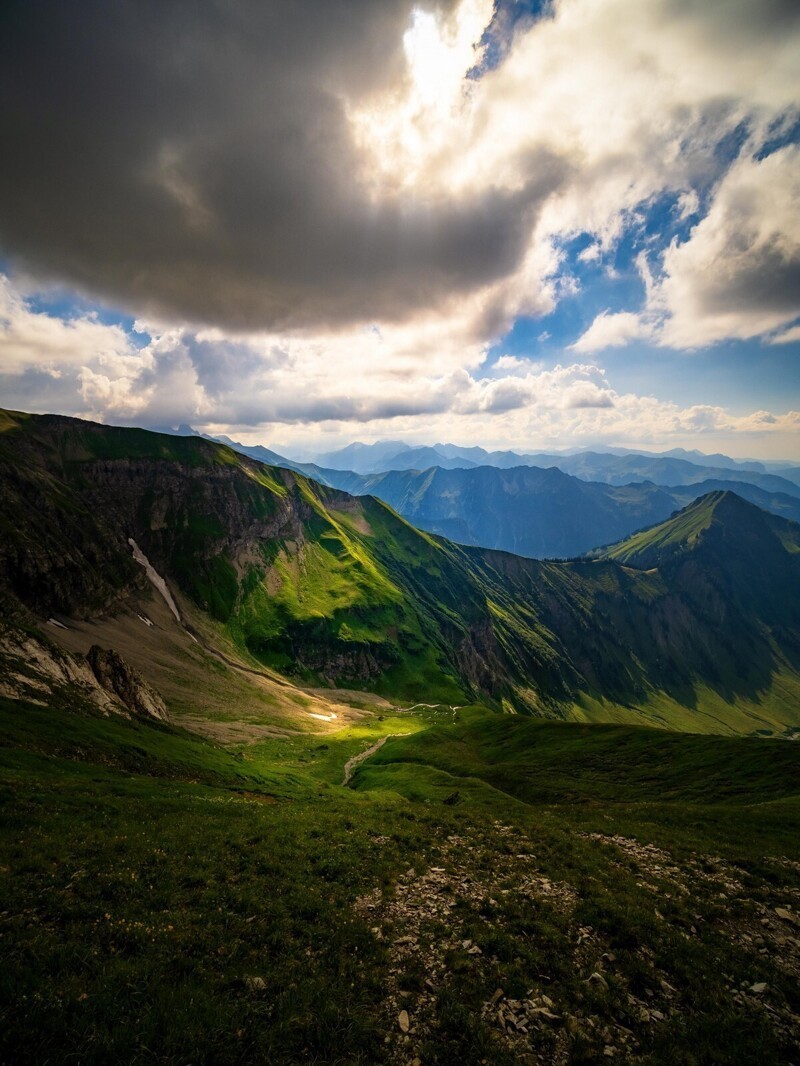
[{"left": 128, "top": 538, "right": 181, "bottom": 623}]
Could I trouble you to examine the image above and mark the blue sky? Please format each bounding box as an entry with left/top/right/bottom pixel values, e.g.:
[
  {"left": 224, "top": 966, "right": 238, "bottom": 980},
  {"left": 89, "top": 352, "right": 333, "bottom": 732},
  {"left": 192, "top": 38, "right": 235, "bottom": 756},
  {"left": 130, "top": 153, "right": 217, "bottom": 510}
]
[
  {"left": 484, "top": 189, "right": 800, "bottom": 417},
  {"left": 1, "top": 0, "right": 799, "bottom": 458}
]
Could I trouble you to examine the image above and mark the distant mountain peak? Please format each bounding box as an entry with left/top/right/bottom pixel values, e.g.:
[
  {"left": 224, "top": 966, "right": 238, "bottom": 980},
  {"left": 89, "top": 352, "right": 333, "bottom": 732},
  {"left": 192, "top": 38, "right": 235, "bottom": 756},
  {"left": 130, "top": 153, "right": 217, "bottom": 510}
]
[{"left": 593, "top": 490, "right": 798, "bottom": 570}]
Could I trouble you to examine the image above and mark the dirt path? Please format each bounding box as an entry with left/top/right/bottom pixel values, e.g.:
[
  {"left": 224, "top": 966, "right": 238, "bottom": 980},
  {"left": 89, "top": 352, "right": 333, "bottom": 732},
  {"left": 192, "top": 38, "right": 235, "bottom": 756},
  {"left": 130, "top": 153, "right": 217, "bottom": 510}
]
[
  {"left": 342, "top": 735, "right": 399, "bottom": 786},
  {"left": 404, "top": 703, "right": 462, "bottom": 712}
]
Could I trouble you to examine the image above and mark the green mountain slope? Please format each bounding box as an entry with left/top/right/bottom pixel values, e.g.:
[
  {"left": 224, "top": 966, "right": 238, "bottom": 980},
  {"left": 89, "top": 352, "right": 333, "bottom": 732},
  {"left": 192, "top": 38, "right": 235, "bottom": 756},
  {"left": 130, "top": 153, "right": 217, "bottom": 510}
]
[
  {"left": 592, "top": 490, "right": 800, "bottom": 629},
  {"left": 3, "top": 412, "right": 800, "bottom": 733},
  {"left": 318, "top": 464, "right": 677, "bottom": 558},
  {"left": 286, "top": 464, "right": 800, "bottom": 560}
]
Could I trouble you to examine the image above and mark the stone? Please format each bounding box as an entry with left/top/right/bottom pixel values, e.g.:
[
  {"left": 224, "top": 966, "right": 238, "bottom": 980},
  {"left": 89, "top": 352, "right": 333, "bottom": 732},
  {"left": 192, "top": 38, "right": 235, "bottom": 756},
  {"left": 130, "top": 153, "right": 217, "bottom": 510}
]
[
  {"left": 398, "top": 1010, "right": 410, "bottom": 1033},
  {"left": 86, "top": 644, "right": 168, "bottom": 720},
  {"left": 533, "top": 1007, "right": 561, "bottom": 1023},
  {"left": 587, "top": 972, "right": 609, "bottom": 990},
  {"left": 750, "top": 982, "right": 768, "bottom": 994}
]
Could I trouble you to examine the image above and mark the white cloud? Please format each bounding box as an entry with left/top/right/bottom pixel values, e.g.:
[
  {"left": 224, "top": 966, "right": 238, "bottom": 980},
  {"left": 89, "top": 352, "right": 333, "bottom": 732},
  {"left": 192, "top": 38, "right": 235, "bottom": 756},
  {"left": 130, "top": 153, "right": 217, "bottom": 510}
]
[
  {"left": 1, "top": 2, "right": 799, "bottom": 455},
  {"left": 2, "top": 272, "right": 797, "bottom": 459},
  {"left": 3, "top": 0, "right": 799, "bottom": 348},
  {"left": 0, "top": 276, "right": 136, "bottom": 376},
  {"left": 348, "top": 0, "right": 800, "bottom": 348},
  {"left": 652, "top": 145, "right": 800, "bottom": 348},
  {"left": 768, "top": 323, "right": 800, "bottom": 345},
  {"left": 571, "top": 311, "right": 652, "bottom": 353},
  {"left": 675, "top": 189, "right": 700, "bottom": 221},
  {"left": 492, "top": 355, "right": 528, "bottom": 373}
]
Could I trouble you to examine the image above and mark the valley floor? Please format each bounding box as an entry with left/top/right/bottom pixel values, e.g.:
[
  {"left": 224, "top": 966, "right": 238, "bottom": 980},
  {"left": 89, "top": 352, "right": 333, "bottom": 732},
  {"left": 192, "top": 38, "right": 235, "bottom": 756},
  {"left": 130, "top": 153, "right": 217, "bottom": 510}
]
[{"left": 1, "top": 698, "right": 800, "bottom": 1065}]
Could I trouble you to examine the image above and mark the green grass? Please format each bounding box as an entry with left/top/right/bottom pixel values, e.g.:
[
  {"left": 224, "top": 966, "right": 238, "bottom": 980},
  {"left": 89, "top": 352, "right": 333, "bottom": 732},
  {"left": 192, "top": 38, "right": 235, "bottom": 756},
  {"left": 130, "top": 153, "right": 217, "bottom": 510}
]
[
  {"left": 595, "top": 491, "right": 722, "bottom": 568},
  {"left": 364, "top": 713, "right": 800, "bottom": 806},
  {"left": 2, "top": 697, "right": 800, "bottom": 1064}
]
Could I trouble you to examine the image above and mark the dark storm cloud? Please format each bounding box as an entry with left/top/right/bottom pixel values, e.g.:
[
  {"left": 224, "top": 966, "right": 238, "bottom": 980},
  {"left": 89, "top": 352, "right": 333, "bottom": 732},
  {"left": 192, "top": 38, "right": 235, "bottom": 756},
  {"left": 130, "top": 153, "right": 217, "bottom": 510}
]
[
  {"left": 0, "top": 0, "right": 563, "bottom": 330},
  {"left": 701, "top": 240, "right": 800, "bottom": 316}
]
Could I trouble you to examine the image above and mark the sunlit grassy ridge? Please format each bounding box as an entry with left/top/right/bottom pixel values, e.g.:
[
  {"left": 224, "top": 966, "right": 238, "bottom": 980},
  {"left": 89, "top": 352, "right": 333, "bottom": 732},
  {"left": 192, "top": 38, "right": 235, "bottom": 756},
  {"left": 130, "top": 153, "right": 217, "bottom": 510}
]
[
  {"left": 595, "top": 489, "right": 800, "bottom": 570},
  {"left": 362, "top": 712, "right": 800, "bottom": 808}
]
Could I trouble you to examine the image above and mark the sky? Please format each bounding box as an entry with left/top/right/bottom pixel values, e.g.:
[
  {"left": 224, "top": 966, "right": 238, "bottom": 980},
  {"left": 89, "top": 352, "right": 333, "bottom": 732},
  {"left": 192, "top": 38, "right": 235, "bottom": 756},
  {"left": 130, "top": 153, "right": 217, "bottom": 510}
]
[{"left": 1, "top": 0, "right": 799, "bottom": 459}]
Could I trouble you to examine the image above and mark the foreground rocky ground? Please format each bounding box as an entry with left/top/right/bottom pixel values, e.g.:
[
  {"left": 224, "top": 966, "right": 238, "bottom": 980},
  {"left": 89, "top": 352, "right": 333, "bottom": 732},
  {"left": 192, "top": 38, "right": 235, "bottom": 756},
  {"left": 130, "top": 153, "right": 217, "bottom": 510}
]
[
  {"left": 355, "top": 821, "right": 800, "bottom": 1064},
  {"left": 2, "top": 696, "right": 800, "bottom": 1065}
]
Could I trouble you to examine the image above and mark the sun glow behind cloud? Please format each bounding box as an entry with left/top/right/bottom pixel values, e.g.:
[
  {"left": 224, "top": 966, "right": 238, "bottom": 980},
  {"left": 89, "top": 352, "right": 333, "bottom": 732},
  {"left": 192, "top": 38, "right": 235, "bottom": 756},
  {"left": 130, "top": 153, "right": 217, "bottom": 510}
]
[{"left": 350, "top": 1, "right": 493, "bottom": 194}]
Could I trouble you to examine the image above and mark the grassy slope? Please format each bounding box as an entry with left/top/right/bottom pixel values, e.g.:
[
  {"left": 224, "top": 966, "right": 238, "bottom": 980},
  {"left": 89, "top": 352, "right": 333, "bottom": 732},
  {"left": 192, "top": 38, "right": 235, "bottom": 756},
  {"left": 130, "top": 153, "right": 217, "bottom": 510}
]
[
  {"left": 594, "top": 492, "right": 722, "bottom": 568},
  {"left": 363, "top": 711, "right": 800, "bottom": 808},
  {"left": 595, "top": 489, "right": 800, "bottom": 570},
  {"left": 4, "top": 410, "right": 800, "bottom": 733},
  {"left": 2, "top": 699, "right": 800, "bottom": 1064},
  {"left": 0, "top": 411, "right": 471, "bottom": 704}
]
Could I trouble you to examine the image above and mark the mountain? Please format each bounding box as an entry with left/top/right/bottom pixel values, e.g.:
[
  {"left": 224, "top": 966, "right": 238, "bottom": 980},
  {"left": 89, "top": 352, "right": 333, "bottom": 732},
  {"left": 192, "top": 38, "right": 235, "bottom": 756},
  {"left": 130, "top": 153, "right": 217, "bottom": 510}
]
[
  {"left": 316, "top": 466, "right": 800, "bottom": 559},
  {"left": 590, "top": 492, "right": 800, "bottom": 680},
  {"left": 211, "top": 434, "right": 294, "bottom": 468},
  {"left": 592, "top": 488, "right": 800, "bottom": 572},
  {"left": 312, "top": 439, "right": 412, "bottom": 471},
  {"left": 305, "top": 439, "right": 800, "bottom": 497},
  {"left": 2, "top": 410, "right": 800, "bottom": 734},
  {"left": 3, "top": 413, "right": 800, "bottom": 1066},
  {"left": 513, "top": 451, "right": 800, "bottom": 496},
  {"left": 663, "top": 479, "right": 800, "bottom": 525},
  {"left": 302, "top": 434, "right": 800, "bottom": 481},
  {"left": 207, "top": 433, "right": 338, "bottom": 484},
  {"left": 592, "top": 445, "right": 769, "bottom": 472},
  {"left": 321, "top": 464, "right": 677, "bottom": 558},
  {"left": 772, "top": 465, "right": 800, "bottom": 487}
]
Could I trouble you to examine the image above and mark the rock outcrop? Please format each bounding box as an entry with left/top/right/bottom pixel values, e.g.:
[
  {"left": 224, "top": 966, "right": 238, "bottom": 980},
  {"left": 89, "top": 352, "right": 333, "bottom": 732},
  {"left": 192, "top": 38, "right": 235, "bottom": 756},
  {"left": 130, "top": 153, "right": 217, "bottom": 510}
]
[
  {"left": 0, "top": 625, "right": 167, "bottom": 721},
  {"left": 86, "top": 645, "right": 168, "bottom": 720}
]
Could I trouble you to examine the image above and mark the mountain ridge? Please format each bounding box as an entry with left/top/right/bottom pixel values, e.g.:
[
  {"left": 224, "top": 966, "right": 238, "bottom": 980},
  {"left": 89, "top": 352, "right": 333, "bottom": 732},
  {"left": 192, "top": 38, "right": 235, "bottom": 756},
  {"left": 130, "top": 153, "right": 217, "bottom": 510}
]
[{"left": 3, "top": 410, "right": 800, "bottom": 735}]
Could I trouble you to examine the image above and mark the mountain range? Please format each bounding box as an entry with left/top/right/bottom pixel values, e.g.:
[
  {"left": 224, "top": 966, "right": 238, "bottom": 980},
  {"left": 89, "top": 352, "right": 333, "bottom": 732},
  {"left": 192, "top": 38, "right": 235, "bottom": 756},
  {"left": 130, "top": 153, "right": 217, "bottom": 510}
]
[
  {"left": 305, "top": 438, "right": 800, "bottom": 486},
  {"left": 202, "top": 432, "right": 800, "bottom": 559},
  {"left": 3, "top": 409, "right": 800, "bottom": 736}
]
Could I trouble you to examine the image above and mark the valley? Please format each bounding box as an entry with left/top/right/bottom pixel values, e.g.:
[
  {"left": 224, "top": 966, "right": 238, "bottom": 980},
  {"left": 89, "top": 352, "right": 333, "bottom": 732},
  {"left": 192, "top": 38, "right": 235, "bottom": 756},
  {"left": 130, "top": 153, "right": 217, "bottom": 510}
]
[{"left": 1, "top": 411, "right": 800, "bottom": 1064}]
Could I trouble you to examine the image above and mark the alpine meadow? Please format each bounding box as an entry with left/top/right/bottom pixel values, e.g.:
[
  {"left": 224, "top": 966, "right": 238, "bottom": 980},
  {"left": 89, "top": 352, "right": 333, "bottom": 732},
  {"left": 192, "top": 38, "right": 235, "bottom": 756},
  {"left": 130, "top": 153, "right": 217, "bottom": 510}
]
[{"left": 1, "top": 2, "right": 800, "bottom": 1064}]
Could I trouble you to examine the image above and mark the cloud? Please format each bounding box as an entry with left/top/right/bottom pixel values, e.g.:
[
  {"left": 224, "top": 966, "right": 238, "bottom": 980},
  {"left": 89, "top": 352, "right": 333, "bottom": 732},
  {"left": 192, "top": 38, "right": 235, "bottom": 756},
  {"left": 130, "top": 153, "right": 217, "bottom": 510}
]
[
  {"left": 0, "top": 0, "right": 798, "bottom": 348},
  {"left": 2, "top": 271, "right": 797, "bottom": 458},
  {"left": 492, "top": 355, "right": 528, "bottom": 373},
  {"left": 652, "top": 145, "right": 800, "bottom": 348},
  {"left": 1, "top": 0, "right": 799, "bottom": 467},
  {"left": 571, "top": 311, "right": 652, "bottom": 353},
  {"left": 768, "top": 324, "right": 800, "bottom": 345},
  {"left": 0, "top": 0, "right": 564, "bottom": 333},
  {"left": 0, "top": 276, "right": 135, "bottom": 376}
]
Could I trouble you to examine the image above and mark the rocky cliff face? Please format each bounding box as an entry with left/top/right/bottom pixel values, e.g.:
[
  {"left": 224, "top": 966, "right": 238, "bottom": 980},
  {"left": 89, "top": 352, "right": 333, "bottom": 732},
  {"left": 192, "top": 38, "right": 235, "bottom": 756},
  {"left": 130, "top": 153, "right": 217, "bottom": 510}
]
[{"left": 0, "top": 626, "right": 167, "bottom": 721}]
